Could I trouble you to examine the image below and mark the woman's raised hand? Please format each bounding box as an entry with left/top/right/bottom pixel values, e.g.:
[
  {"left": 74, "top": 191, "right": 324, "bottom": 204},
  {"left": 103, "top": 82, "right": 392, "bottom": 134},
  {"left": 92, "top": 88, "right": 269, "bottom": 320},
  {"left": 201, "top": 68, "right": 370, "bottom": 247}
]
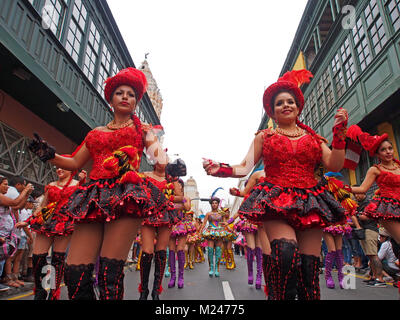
[
  {"left": 202, "top": 158, "right": 220, "bottom": 176},
  {"left": 333, "top": 108, "right": 348, "bottom": 127}
]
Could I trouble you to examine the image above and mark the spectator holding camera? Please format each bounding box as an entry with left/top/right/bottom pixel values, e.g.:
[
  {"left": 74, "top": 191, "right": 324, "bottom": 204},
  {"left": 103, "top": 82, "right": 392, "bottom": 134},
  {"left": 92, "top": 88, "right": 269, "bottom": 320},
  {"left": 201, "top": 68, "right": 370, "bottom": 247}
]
[
  {"left": 378, "top": 228, "right": 399, "bottom": 286},
  {"left": 0, "top": 175, "right": 34, "bottom": 289}
]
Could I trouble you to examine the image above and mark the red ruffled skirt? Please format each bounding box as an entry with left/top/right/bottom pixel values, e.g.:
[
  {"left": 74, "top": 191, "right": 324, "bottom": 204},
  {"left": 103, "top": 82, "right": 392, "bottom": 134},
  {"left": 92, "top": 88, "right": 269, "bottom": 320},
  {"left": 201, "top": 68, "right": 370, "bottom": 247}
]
[
  {"left": 29, "top": 210, "right": 74, "bottom": 237},
  {"left": 59, "top": 177, "right": 171, "bottom": 224},
  {"left": 364, "top": 196, "right": 400, "bottom": 221},
  {"left": 238, "top": 177, "right": 346, "bottom": 230}
]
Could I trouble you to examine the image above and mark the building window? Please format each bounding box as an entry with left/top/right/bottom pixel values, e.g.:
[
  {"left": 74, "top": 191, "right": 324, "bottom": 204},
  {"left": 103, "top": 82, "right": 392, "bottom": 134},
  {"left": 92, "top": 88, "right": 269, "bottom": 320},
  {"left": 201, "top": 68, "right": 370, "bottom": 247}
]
[
  {"left": 97, "top": 44, "right": 112, "bottom": 94},
  {"left": 331, "top": 53, "right": 345, "bottom": 99},
  {"left": 43, "top": 0, "right": 68, "bottom": 40},
  {"left": 65, "top": 0, "right": 87, "bottom": 64},
  {"left": 365, "top": 0, "right": 388, "bottom": 55},
  {"left": 316, "top": 78, "right": 327, "bottom": 118},
  {"left": 386, "top": 0, "right": 400, "bottom": 32},
  {"left": 83, "top": 21, "right": 100, "bottom": 84},
  {"left": 352, "top": 18, "right": 372, "bottom": 72},
  {"left": 323, "top": 69, "right": 334, "bottom": 111},
  {"left": 308, "top": 90, "right": 319, "bottom": 125},
  {"left": 111, "top": 61, "right": 120, "bottom": 77},
  {"left": 340, "top": 37, "right": 357, "bottom": 87}
]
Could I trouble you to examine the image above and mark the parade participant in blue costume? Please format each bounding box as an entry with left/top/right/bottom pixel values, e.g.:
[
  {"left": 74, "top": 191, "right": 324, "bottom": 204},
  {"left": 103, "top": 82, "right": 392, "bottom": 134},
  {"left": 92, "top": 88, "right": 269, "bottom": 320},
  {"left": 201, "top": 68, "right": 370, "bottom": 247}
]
[{"left": 199, "top": 197, "right": 227, "bottom": 277}]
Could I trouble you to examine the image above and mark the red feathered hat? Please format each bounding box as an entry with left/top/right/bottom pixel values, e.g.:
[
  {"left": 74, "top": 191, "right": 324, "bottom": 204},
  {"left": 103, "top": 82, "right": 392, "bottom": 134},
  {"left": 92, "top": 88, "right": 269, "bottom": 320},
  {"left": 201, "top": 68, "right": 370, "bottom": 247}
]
[
  {"left": 263, "top": 69, "right": 313, "bottom": 118},
  {"left": 104, "top": 67, "right": 148, "bottom": 103},
  {"left": 346, "top": 125, "right": 389, "bottom": 156}
]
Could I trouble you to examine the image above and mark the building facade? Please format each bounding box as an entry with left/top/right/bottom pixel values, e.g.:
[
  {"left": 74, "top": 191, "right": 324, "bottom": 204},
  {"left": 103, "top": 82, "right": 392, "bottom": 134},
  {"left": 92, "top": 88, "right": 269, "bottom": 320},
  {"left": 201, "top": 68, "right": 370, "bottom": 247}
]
[
  {"left": 0, "top": 0, "right": 161, "bottom": 187},
  {"left": 139, "top": 59, "right": 164, "bottom": 120},
  {"left": 258, "top": 0, "right": 400, "bottom": 192},
  {"left": 184, "top": 176, "right": 200, "bottom": 216}
]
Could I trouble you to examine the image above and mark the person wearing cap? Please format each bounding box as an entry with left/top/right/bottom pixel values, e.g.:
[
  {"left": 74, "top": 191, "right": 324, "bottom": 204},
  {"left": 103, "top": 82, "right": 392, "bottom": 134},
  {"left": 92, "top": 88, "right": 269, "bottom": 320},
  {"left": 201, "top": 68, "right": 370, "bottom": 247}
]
[
  {"left": 27, "top": 67, "right": 171, "bottom": 300},
  {"left": 378, "top": 228, "right": 399, "bottom": 287},
  {"left": 203, "top": 69, "right": 349, "bottom": 300},
  {"left": 348, "top": 126, "right": 400, "bottom": 272}
]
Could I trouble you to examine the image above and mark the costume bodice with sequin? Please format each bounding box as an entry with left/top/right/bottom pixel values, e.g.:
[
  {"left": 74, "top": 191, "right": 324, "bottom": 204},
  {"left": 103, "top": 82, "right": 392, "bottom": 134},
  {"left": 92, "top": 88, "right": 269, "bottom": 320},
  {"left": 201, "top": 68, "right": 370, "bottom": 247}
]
[
  {"left": 375, "top": 168, "right": 400, "bottom": 200},
  {"left": 45, "top": 184, "right": 79, "bottom": 212},
  {"left": 262, "top": 132, "right": 322, "bottom": 188},
  {"left": 208, "top": 211, "right": 223, "bottom": 228},
  {"left": 84, "top": 126, "right": 144, "bottom": 180}
]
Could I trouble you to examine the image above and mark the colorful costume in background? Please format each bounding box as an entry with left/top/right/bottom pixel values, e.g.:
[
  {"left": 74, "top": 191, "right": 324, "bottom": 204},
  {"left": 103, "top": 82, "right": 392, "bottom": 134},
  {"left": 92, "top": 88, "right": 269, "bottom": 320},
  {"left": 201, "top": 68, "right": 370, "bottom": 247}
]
[
  {"left": 322, "top": 173, "right": 358, "bottom": 290},
  {"left": 202, "top": 211, "right": 226, "bottom": 277},
  {"left": 168, "top": 206, "right": 195, "bottom": 289}
]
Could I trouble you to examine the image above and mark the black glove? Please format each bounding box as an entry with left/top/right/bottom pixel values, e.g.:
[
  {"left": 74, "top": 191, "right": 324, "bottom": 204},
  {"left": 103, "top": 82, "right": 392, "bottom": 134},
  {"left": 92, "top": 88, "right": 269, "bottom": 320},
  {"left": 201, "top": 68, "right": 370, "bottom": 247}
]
[
  {"left": 166, "top": 158, "right": 187, "bottom": 179},
  {"left": 28, "top": 133, "right": 56, "bottom": 162}
]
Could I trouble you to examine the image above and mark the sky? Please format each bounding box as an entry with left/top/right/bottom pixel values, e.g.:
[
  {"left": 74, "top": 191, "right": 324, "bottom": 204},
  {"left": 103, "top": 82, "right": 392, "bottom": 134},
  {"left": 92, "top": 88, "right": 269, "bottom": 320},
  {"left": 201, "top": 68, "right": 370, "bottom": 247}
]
[{"left": 107, "top": 0, "right": 308, "bottom": 214}]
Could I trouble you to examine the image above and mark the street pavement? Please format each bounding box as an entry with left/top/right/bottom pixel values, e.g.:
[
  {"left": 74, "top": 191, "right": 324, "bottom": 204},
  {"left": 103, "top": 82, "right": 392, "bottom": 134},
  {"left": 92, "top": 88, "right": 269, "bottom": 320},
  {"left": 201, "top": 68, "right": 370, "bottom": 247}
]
[{"left": 2, "top": 253, "right": 398, "bottom": 300}]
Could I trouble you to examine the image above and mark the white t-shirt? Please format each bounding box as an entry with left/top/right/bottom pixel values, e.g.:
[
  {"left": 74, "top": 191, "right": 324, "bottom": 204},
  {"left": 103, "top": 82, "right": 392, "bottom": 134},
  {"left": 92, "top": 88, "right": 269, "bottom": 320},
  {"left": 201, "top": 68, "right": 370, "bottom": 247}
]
[
  {"left": 18, "top": 208, "right": 32, "bottom": 237},
  {"left": 378, "top": 240, "right": 400, "bottom": 271},
  {"left": 5, "top": 186, "right": 19, "bottom": 200},
  {"left": 5, "top": 186, "right": 20, "bottom": 237}
]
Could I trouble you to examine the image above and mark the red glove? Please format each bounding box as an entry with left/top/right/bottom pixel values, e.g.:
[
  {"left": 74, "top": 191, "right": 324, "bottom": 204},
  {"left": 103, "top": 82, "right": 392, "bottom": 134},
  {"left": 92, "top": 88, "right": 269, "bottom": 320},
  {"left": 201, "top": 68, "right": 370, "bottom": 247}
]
[
  {"left": 332, "top": 109, "right": 348, "bottom": 150},
  {"left": 212, "top": 163, "right": 234, "bottom": 178}
]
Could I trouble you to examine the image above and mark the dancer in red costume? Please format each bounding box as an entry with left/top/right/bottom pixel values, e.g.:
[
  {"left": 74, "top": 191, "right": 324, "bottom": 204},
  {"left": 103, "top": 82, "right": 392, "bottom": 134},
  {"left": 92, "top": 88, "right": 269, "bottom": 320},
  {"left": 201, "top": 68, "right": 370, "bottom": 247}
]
[
  {"left": 17, "top": 168, "right": 86, "bottom": 300},
  {"left": 347, "top": 126, "right": 400, "bottom": 290},
  {"left": 28, "top": 67, "right": 171, "bottom": 300},
  {"left": 203, "top": 70, "right": 349, "bottom": 300},
  {"left": 138, "top": 155, "right": 183, "bottom": 300},
  {"left": 227, "top": 170, "right": 270, "bottom": 291}
]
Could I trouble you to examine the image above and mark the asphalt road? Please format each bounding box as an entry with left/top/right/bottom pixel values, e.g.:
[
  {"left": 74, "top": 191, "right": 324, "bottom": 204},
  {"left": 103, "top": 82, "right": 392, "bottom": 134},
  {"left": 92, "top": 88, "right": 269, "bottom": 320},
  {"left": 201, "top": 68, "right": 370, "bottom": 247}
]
[{"left": 3, "top": 253, "right": 399, "bottom": 301}]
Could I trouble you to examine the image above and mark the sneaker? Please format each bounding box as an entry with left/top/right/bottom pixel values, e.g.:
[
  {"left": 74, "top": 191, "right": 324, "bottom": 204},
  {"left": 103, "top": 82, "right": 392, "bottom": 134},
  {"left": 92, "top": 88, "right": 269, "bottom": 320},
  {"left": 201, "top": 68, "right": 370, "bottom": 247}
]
[
  {"left": 366, "top": 279, "right": 387, "bottom": 287},
  {"left": 0, "top": 283, "right": 10, "bottom": 292}
]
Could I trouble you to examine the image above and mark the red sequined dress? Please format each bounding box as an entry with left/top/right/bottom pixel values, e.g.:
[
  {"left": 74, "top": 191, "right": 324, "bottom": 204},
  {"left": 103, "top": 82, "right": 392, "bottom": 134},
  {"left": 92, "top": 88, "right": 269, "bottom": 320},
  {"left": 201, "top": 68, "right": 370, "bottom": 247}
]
[
  {"left": 60, "top": 119, "right": 171, "bottom": 223},
  {"left": 30, "top": 184, "right": 78, "bottom": 237},
  {"left": 364, "top": 165, "right": 400, "bottom": 221},
  {"left": 141, "top": 176, "right": 178, "bottom": 227},
  {"left": 238, "top": 130, "right": 346, "bottom": 230}
]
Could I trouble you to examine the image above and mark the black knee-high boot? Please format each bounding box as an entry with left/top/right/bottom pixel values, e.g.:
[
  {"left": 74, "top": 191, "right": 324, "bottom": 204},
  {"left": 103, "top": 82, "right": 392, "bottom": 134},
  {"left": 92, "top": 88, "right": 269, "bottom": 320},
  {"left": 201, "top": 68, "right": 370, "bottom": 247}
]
[
  {"left": 152, "top": 250, "right": 167, "bottom": 300},
  {"left": 297, "top": 254, "right": 321, "bottom": 300},
  {"left": 269, "top": 239, "right": 300, "bottom": 300},
  {"left": 48, "top": 251, "right": 66, "bottom": 300},
  {"left": 138, "top": 252, "right": 153, "bottom": 300},
  {"left": 32, "top": 253, "right": 48, "bottom": 300},
  {"left": 97, "top": 257, "right": 126, "bottom": 300},
  {"left": 262, "top": 254, "right": 274, "bottom": 300},
  {"left": 64, "top": 263, "right": 96, "bottom": 300}
]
